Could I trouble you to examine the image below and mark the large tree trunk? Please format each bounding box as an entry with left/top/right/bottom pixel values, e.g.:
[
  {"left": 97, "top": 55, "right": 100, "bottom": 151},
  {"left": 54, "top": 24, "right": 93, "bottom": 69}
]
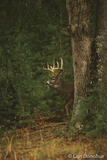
[
  {"left": 97, "top": 0, "right": 107, "bottom": 89},
  {"left": 66, "top": 0, "right": 94, "bottom": 116}
]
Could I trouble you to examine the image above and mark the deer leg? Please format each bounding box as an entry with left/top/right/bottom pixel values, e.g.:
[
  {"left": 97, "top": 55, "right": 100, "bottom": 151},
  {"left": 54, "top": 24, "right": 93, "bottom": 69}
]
[
  {"left": 65, "top": 99, "right": 73, "bottom": 116},
  {"left": 65, "top": 103, "right": 69, "bottom": 116}
]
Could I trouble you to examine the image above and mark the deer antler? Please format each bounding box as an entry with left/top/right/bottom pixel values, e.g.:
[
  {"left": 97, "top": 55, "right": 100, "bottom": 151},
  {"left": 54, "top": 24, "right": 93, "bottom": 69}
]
[
  {"left": 43, "top": 58, "right": 63, "bottom": 72},
  {"left": 43, "top": 62, "right": 55, "bottom": 72},
  {"left": 60, "top": 57, "right": 63, "bottom": 69}
]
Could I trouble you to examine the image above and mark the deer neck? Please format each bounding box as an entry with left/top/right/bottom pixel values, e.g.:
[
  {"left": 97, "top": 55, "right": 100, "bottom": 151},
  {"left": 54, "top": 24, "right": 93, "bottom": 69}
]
[{"left": 54, "top": 80, "right": 74, "bottom": 94}]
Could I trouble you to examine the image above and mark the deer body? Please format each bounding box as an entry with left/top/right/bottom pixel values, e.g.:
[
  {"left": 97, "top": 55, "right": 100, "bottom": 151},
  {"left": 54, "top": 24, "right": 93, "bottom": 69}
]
[
  {"left": 53, "top": 80, "right": 74, "bottom": 93},
  {"left": 44, "top": 58, "right": 74, "bottom": 116}
]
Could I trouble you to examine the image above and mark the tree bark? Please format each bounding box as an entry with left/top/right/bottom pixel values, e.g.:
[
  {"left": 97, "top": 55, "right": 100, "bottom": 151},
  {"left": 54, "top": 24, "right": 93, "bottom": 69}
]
[
  {"left": 66, "top": 0, "right": 94, "bottom": 116},
  {"left": 97, "top": 0, "right": 107, "bottom": 89}
]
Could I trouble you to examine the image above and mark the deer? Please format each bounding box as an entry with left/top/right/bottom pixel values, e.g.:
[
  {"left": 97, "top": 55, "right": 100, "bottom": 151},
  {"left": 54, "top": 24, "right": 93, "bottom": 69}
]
[{"left": 44, "top": 58, "right": 74, "bottom": 116}]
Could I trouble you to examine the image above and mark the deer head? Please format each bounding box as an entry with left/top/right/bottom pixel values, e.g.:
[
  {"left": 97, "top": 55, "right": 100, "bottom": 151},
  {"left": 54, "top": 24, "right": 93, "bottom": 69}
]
[{"left": 44, "top": 58, "right": 64, "bottom": 89}]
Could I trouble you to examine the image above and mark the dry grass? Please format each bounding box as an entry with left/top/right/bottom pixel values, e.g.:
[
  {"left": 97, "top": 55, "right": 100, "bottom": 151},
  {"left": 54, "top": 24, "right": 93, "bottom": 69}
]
[{"left": 0, "top": 122, "right": 106, "bottom": 160}]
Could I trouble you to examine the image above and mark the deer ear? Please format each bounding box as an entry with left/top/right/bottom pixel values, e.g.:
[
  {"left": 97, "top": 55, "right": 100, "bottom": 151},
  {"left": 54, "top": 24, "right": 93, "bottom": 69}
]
[
  {"left": 60, "top": 70, "right": 63, "bottom": 73},
  {"left": 59, "top": 70, "right": 63, "bottom": 76}
]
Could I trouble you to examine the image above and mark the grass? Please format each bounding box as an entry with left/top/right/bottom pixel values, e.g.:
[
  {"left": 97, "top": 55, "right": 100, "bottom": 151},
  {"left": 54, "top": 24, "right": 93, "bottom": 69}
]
[{"left": 0, "top": 120, "right": 106, "bottom": 160}]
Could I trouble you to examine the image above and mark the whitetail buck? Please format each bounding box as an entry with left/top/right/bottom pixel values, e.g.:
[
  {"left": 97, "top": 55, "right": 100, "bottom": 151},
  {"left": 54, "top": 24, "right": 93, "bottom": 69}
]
[{"left": 44, "top": 58, "right": 74, "bottom": 116}]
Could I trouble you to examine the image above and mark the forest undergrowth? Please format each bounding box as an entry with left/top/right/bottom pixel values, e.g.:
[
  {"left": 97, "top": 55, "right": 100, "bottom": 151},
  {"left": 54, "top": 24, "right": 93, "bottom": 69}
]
[{"left": 0, "top": 116, "right": 106, "bottom": 160}]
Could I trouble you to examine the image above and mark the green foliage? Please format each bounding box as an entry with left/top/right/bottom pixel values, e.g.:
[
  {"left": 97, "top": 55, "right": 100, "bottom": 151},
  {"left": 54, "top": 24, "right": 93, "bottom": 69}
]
[
  {"left": 75, "top": 87, "right": 107, "bottom": 138},
  {"left": 0, "top": 0, "right": 72, "bottom": 133}
]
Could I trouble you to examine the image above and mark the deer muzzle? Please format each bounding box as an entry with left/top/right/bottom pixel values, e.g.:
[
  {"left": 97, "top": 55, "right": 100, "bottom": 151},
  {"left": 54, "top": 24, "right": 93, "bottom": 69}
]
[
  {"left": 46, "top": 80, "right": 59, "bottom": 89},
  {"left": 46, "top": 80, "right": 53, "bottom": 86},
  {"left": 46, "top": 80, "right": 50, "bottom": 85}
]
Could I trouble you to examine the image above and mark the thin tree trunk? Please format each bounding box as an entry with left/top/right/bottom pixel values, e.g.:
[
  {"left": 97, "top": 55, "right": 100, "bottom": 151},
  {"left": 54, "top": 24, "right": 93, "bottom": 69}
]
[
  {"left": 97, "top": 0, "right": 107, "bottom": 89},
  {"left": 66, "top": 0, "right": 94, "bottom": 116}
]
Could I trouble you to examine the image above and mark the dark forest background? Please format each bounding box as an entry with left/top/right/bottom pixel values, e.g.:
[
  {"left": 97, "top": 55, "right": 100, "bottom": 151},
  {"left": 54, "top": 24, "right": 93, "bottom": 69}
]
[{"left": 0, "top": 0, "right": 74, "bottom": 133}]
